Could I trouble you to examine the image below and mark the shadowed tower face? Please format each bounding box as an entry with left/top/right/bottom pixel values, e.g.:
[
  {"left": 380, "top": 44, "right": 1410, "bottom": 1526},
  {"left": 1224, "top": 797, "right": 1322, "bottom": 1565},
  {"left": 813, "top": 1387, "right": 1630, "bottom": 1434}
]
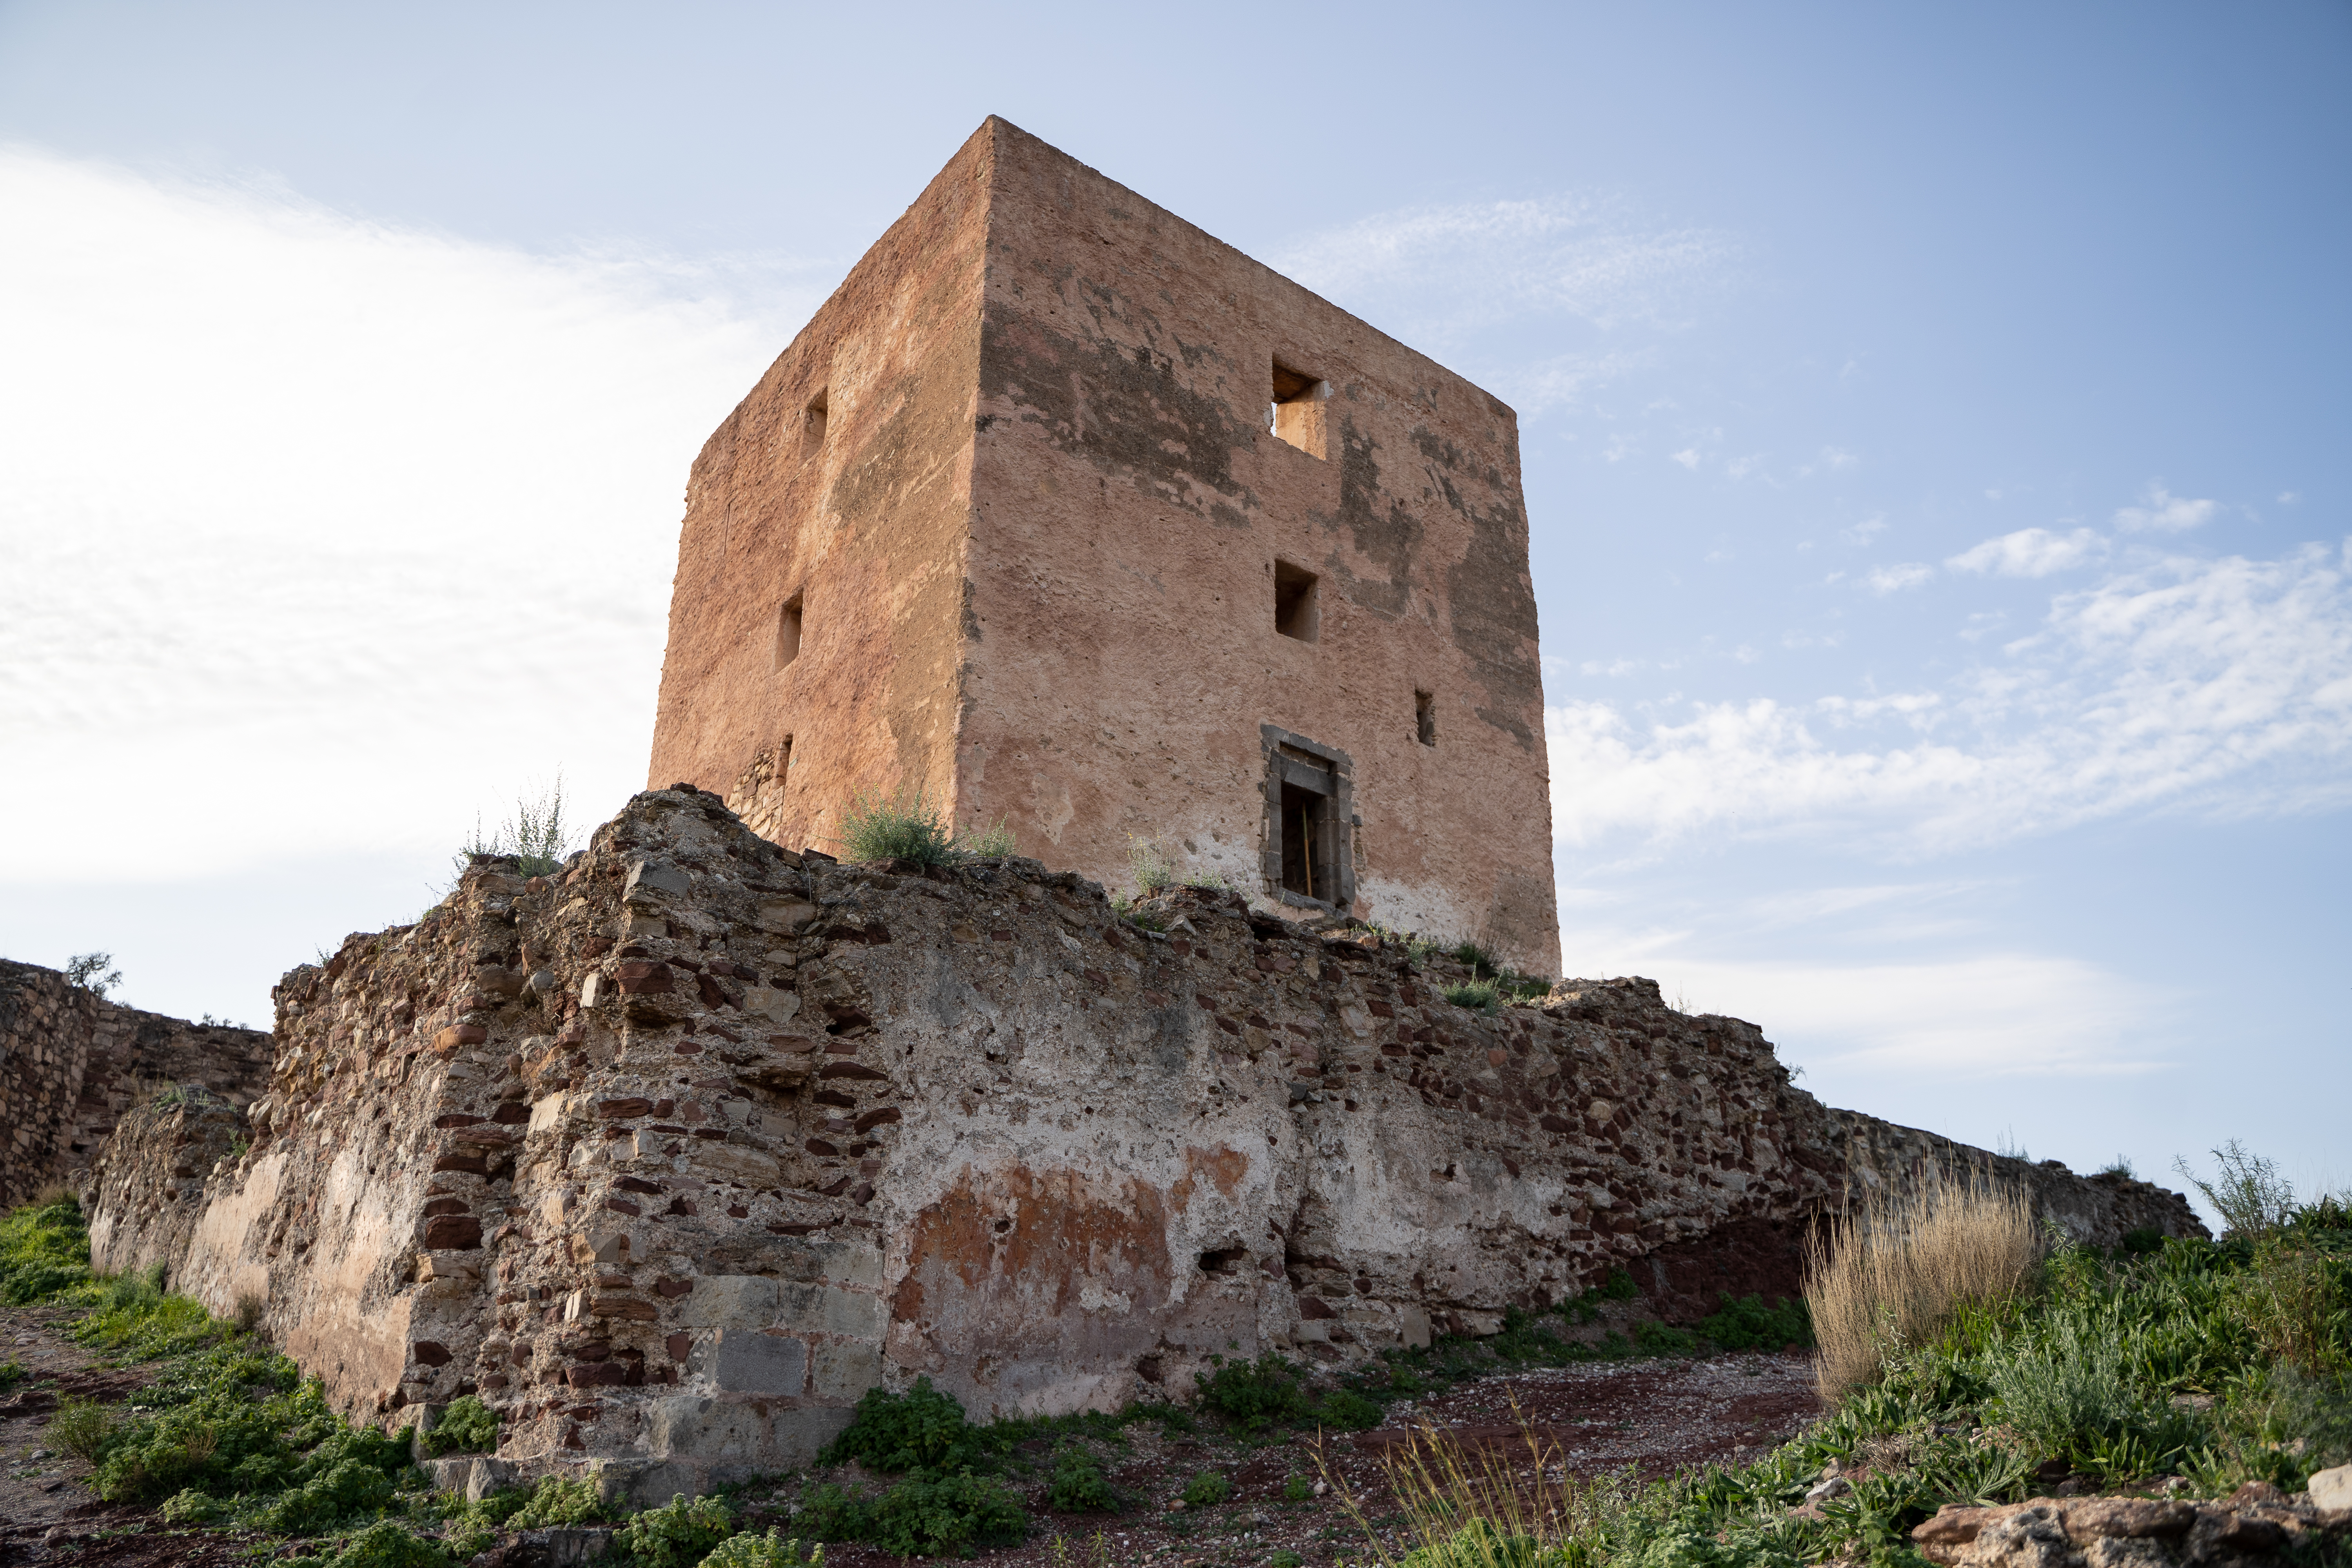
[{"left": 648, "top": 117, "right": 1561, "bottom": 975}]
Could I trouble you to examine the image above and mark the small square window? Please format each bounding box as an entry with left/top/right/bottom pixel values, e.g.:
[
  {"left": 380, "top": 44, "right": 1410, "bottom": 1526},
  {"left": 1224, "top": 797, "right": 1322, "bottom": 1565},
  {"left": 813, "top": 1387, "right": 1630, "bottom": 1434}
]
[
  {"left": 774, "top": 595, "right": 804, "bottom": 671},
  {"left": 800, "top": 390, "right": 828, "bottom": 458},
  {"left": 1415, "top": 689, "right": 1437, "bottom": 746},
  {"left": 1274, "top": 561, "right": 1319, "bottom": 643},
  {"left": 1269, "top": 361, "right": 1328, "bottom": 459}
]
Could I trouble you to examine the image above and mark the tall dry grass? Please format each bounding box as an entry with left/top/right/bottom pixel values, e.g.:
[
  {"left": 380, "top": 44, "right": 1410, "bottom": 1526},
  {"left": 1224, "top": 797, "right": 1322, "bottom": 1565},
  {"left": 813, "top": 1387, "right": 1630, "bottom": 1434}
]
[
  {"left": 1317, "top": 1397, "right": 1633, "bottom": 1567},
  {"left": 1805, "top": 1165, "right": 2040, "bottom": 1404}
]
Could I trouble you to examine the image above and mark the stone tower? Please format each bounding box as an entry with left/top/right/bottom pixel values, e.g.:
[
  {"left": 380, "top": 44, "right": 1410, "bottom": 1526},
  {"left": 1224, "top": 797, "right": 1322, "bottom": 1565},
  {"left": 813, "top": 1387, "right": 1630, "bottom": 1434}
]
[{"left": 649, "top": 118, "right": 1560, "bottom": 975}]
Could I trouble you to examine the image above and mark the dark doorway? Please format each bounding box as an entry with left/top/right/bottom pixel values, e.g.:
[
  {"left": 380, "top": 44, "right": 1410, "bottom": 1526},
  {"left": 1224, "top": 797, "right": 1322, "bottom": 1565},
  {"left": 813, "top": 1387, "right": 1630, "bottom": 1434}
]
[{"left": 1279, "top": 779, "right": 1331, "bottom": 900}]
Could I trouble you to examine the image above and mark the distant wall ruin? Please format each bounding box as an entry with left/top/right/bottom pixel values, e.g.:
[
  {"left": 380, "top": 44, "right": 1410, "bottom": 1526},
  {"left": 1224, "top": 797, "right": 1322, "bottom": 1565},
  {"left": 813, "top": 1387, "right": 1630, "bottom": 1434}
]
[
  {"left": 0, "top": 958, "right": 271, "bottom": 1210},
  {"left": 87, "top": 788, "right": 2201, "bottom": 1504}
]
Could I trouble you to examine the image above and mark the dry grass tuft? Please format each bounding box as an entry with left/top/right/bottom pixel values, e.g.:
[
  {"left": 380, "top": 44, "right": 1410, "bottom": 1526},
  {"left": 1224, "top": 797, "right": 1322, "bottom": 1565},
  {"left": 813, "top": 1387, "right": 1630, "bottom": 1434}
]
[
  {"left": 1805, "top": 1165, "right": 2040, "bottom": 1404},
  {"left": 1318, "top": 1397, "right": 1632, "bottom": 1567}
]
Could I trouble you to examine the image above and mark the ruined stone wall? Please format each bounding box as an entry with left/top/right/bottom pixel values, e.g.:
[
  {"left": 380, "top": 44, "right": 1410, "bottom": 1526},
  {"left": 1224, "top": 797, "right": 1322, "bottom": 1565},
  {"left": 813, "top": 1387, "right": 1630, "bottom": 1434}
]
[
  {"left": 0, "top": 958, "right": 271, "bottom": 1209},
  {"left": 92, "top": 788, "right": 2199, "bottom": 1504},
  {"left": 85, "top": 1090, "right": 250, "bottom": 1281}
]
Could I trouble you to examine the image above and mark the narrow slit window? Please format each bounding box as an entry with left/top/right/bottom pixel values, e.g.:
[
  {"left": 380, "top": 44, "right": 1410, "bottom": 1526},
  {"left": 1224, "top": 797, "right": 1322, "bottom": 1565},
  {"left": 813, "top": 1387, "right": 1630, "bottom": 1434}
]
[
  {"left": 1269, "top": 360, "right": 1328, "bottom": 458},
  {"left": 774, "top": 595, "right": 804, "bottom": 671},
  {"left": 1415, "top": 689, "right": 1437, "bottom": 746},
  {"left": 800, "top": 390, "right": 829, "bottom": 458},
  {"left": 1274, "top": 560, "right": 1319, "bottom": 643}
]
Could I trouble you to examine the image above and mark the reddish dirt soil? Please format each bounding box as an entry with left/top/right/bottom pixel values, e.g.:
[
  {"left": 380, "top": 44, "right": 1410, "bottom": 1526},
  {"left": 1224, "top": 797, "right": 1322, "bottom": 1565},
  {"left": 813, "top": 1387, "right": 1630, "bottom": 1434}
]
[{"left": 794, "top": 1350, "right": 1822, "bottom": 1567}]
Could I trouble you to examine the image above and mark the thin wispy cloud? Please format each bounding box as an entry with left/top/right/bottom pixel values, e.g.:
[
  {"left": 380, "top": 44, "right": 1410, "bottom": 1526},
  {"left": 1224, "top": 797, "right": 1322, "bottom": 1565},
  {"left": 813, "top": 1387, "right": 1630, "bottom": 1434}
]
[
  {"left": 1272, "top": 194, "right": 1737, "bottom": 349},
  {"left": 2114, "top": 482, "right": 2218, "bottom": 533},
  {"left": 1947, "top": 526, "right": 2105, "bottom": 577},
  {"left": 1840, "top": 515, "right": 1888, "bottom": 545},
  {"left": 0, "top": 145, "right": 833, "bottom": 881},
  {"left": 1863, "top": 562, "right": 1934, "bottom": 594},
  {"left": 1549, "top": 538, "right": 2352, "bottom": 855}
]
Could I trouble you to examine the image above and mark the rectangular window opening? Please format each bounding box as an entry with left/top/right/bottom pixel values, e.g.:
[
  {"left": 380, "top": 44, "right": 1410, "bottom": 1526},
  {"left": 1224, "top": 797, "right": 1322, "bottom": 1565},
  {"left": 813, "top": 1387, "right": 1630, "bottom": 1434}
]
[
  {"left": 774, "top": 595, "right": 804, "bottom": 671},
  {"left": 1415, "top": 689, "right": 1437, "bottom": 746},
  {"left": 1269, "top": 360, "right": 1328, "bottom": 459},
  {"left": 800, "top": 390, "right": 829, "bottom": 458},
  {"left": 1274, "top": 560, "right": 1319, "bottom": 643},
  {"left": 1279, "top": 780, "right": 1333, "bottom": 902}
]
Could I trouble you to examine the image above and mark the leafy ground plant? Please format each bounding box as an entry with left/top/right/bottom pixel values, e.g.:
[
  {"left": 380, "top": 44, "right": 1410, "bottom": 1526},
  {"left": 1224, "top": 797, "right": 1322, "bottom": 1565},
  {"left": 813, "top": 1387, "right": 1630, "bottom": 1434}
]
[
  {"left": 703, "top": 1527, "right": 825, "bottom": 1566},
  {"left": 422, "top": 1394, "right": 499, "bottom": 1456},
  {"left": 1046, "top": 1442, "right": 1118, "bottom": 1512},
  {"left": 617, "top": 1491, "right": 738, "bottom": 1568},
  {"left": 819, "top": 1375, "right": 991, "bottom": 1472}
]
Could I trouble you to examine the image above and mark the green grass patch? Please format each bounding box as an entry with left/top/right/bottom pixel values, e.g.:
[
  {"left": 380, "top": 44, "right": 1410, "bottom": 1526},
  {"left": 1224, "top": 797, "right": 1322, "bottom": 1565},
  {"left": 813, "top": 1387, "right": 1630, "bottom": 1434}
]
[{"left": 0, "top": 1193, "right": 95, "bottom": 1303}]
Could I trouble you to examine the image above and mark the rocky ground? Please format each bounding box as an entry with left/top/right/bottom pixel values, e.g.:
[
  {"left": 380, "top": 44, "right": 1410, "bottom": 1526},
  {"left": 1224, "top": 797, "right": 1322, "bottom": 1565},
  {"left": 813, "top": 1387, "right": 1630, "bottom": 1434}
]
[
  {"left": 0, "top": 1306, "right": 249, "bottom": 1568},
  {"left": 0, "top": 1295, "right": 1820, "bottom": 1566},
  {"left": 685, "top": 1351, "right": 1822, "bottom": 1567}
]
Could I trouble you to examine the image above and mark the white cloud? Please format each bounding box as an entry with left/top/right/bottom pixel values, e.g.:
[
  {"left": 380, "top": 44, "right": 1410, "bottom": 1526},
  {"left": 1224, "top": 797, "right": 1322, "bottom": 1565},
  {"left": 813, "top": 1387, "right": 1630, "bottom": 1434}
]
[
  {"left": 1663, "top": 953, "right": 2167, "bottom": 1076},
  {"left": 1863, "top": 563, "right": 1934, "bottom": 594},
  {"left": 1820, "top": 446, "right": 1859, "bottom": 470},
  {"left": 1271, "top": 195, "right": 1737, "bottom": 346},
  {"left": 1547, "top": 541, "right": 2352, "bottom": 855},
  {"left": 0, "top": 145, "right": 832, "bottom": 880},
  {"left": 1670, "top": 447, "right": 1700, "bottom": 470},
  {"left": 1503, "top": 349, "right": 1651, "bottom": 414},
  {"left": 1947, "top": 526, "right": 2105, "bottom": 577},
  {"left": 2114, "top": 482, "right": 2217, "bottom": 533},
  {"left": 1841, "top": 515, "right": 1887, "bottom": 545}
]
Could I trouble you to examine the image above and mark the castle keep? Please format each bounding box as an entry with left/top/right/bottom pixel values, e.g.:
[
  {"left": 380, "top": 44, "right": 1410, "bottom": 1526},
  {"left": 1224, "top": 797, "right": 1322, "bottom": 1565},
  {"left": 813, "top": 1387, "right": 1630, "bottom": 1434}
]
[{"left": 648, "top": 118, "right": 1561, "bottom": 976}]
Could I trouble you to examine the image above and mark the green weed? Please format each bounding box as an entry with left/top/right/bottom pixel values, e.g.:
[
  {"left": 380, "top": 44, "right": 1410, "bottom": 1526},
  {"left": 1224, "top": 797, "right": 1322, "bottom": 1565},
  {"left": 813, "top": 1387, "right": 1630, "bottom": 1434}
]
[
  {"left": 1694, "top": 1294, "right": 1813, "bottom": 1351},
  {"left": 818, "top": 1375, "right": 991, "bottom": 1472},
  {"left": 1194, "top": 1353, "right": 1315, "bottom": 1432},
  {"left": 836, "top": 786, "right": 960, "bottom": 866},
  {"left": 616, "top": 1492, "right": 737, "bottom": 1568},
  {"left": 702, "top": 1527, "right": 825, "bottom": 1566},
  {"left": 1443, "top": 980, "right": 1500, "bottom": 1014},
  {"left": 506, "top": 1473, "right": 609, "bottom": 1526},
  {"left": 1045, "top": 1443, "right": 1118, "bottom": 1512},
  {"left": 422, "top": 1394, "right": 498, "bottom": 1456}
]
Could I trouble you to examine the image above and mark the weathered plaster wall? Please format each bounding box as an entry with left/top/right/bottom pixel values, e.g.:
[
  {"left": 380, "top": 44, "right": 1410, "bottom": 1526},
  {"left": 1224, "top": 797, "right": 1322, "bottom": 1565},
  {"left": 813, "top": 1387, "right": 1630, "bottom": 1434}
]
[
  {"left": 964, "top": 119, "right": 1559, "bottom": 973},
  {"left": 646, "top": 117, "right": 1561, "bottom": 976},
  {"left": 94, "top": 789, "right": 2199, "bottom": 1504},
  {"left": 0, "top": 958, "right": 271, "bottom": 1209},
  {"left": 646, "top": 118, "right": 991, "bottom": 851}
]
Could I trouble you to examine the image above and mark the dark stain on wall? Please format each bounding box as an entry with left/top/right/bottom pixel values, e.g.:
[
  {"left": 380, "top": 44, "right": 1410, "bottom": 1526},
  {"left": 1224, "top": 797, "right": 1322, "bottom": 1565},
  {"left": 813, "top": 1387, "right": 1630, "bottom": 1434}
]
[{"left": 979, "top": 313, "right": 1263, "bottom": 529}]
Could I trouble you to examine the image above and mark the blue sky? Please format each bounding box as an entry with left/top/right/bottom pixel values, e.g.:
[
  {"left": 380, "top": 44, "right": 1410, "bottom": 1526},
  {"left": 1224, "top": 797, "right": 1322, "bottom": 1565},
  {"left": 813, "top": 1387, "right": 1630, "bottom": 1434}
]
[{"left": 2, "top": 1, "right": 2345, "bottom": 1214}]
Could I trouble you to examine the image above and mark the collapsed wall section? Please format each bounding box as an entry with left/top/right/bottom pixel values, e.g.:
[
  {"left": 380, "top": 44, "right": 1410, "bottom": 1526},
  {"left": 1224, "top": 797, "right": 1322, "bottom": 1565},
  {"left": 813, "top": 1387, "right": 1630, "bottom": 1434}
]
[
  {"left": 91, "top": 787, "right": 2203, "bottom": 1504},
  {"left": 0, "top": 958, "right": 271, "bottom": 1209}
]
